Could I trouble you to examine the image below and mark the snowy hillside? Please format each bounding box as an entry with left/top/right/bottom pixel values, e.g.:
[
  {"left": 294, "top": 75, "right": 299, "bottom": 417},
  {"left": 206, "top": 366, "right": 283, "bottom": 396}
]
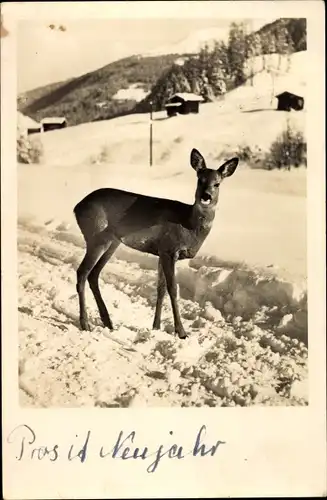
[
  {"left": 18, "top": 51, "right": 307, "bottom": 408},
  {"left": 112, "top": 84, "right": 149, "bottom": 102},
  {"left": 37, "top": 51, "right": 306, "bottom": 165}
]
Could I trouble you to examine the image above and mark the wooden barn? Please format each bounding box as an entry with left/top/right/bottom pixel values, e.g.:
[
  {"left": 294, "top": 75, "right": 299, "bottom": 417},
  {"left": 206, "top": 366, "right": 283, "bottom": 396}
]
[
  {"left": 41, "top": 117, "right": 67, "bottom": 132},
  {"left": 276, "top": 91, "right": 304, "bottom": 112},
  {"left": 165, "top": 93, "right": 203, "bottom": 117}
]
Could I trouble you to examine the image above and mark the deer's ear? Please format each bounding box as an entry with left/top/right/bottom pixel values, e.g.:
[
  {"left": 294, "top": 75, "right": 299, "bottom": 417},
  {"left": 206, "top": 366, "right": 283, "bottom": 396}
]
[
  {"left": 217, "top": 157, "right": 239, "bottom": 179},
  {"left": 190, "top": 148, "right": 206, "bottom": 172}
]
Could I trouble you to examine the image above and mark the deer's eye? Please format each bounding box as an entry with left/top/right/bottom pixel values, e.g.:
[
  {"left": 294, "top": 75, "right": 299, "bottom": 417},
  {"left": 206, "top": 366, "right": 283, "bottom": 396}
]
[{"left": 214, "top": 183, "right": 220, "bottom": 188}]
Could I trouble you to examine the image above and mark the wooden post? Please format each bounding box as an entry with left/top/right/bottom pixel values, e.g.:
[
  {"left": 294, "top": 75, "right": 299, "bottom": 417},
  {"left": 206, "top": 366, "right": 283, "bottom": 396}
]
[
  {"left": 149, "top": 100, "right": 153, "bottom": 167},
  {"left": 150, "top": 122, "right": 153, "bottom": 167}
]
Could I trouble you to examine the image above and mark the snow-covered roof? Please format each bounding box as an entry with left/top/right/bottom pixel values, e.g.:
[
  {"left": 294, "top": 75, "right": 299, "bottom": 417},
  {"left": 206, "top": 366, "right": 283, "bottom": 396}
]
[
  {"left": 41, "top": 117, "right": 67, "bottom": 124},
  {"left": 165, "top": 102, "right": 182, "bottom": 107},
  {"left": 275, "top": 90, "right": 304, "bottom": 99},
  {"left": 17, "top": 112, "right": 41, "bottom": 129},
  {"left": 170, "top": 92, "right": 204, "bottom": 102}
]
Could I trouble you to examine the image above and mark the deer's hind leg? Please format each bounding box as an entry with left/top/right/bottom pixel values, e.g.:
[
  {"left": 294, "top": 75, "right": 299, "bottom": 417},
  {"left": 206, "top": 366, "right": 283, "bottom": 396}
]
[
  {"left": 152, "top": 258, "right": 167, "bottom": 330},
  {"left": 88, "top": 238, "right": 120, "bottom": 329},
  {"left": 77, "top": 243, "right": 108, "bottom": 331},
  {"left": 76, "top": 227, "right": 116, "bottom": 331}
]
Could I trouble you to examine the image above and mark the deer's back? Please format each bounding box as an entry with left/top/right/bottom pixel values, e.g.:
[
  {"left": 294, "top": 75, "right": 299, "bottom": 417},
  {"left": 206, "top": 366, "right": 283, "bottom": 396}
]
[
  {"left": 74, "top": 188, "right": 205, "bottom": 256},
  {"left": 75, "top": 188, "right": 191, "bottom": 225}
]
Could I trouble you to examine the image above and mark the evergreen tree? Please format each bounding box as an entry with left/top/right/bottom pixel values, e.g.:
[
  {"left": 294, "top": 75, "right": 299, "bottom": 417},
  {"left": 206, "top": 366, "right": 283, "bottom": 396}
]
[
  {"left": 227, "top": 22, "right": 247, "bottom": 87},
  {"left": 245, "top": 33, "right": 256, "bottom": 85},
  {"left": 214, "top": 41, "right": 229, "bottom": 78},
  {"left": 183, "top": 56, "right": 201, "bottom": 94},
  {"left": 191, "top": 76, "right": 201, "bottom": 95},
  {"left": 286, "top": 32, "right": 295, "bottom": 72},
  {"left": 260, "top": 32, "right": 270, "bottom": 69},
  {"left": 210, "top": 66, "right": 226, "bottom": 95},
  {"left": 275, "top": 24, "right": 289, "bottom": 69}
]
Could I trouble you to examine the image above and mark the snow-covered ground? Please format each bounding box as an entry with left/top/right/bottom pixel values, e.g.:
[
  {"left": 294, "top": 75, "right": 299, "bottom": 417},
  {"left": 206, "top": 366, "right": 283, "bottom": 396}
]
[
  {"left": 18, "top": 216, "right": 307, "bottom": 409},
  {"left": 18, "top": 159, "right": 307, "bottom": 408},
  {"left": 18, "top": 51, "right": 307, "bottom": 408}
]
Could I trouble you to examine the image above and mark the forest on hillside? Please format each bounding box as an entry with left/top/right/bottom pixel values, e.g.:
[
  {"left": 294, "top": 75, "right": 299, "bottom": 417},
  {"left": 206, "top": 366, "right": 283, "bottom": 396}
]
[
  {"left": 18, "top": 54, "right": 184, "bottom": 126},
  {"left": 19, "top": 18, "right": 306, "bottom": 126},
  {"left": 136, "top": 18, "right": 306, "bottom": 113}
]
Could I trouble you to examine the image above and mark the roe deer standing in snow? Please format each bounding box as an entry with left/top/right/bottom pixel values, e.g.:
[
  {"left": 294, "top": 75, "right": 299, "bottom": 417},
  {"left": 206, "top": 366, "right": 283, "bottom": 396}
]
[{"left": 74, "top": 149, "right": 239, "bottom": 339}]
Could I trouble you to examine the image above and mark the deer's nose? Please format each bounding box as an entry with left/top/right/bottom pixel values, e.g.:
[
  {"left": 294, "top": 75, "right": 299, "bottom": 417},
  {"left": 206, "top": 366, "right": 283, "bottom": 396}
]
[
  {"left": 202, "top": 192, "right": 212, "bottom": 201},
  {"left": 200, "top": 191, "right": 213, "bottom": 206}
]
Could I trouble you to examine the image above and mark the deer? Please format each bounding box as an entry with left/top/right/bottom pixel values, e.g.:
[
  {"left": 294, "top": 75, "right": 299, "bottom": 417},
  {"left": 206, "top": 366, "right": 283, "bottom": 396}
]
[{"left": 74, "top": 149, "right": 239, "bottom": 339}]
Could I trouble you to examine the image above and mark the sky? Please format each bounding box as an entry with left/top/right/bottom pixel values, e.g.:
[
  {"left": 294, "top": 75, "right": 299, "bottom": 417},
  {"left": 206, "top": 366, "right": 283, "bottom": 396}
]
[{"left": 17, "top": 18, "right": 276, "bottom": 93}]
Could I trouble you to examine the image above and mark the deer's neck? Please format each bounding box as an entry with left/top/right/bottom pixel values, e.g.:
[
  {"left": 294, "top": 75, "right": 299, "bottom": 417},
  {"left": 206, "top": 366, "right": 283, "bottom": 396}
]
[{"left": 189, "top": 203, "right": 216, "bottom": 234}]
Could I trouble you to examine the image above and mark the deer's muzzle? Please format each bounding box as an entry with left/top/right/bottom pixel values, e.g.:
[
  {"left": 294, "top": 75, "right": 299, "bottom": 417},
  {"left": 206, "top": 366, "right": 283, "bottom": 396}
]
[{"left": 200, "top": 192, "right": 212, "bottom": 206}]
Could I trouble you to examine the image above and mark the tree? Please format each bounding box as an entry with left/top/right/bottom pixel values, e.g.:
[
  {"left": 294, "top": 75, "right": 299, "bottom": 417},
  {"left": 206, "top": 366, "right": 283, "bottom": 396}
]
[
  {"left": 286, "top": 32, "right": 295, "bottom": 72},
  {"left": 183, "top": 56, "right": 201, "bottom": 94},
  {"left": 210, "top": 66, "right": 226, "bottom": 95},
  {"left": 198, "top": 43, "right": 212, "bottom": 74},
  {"left": 275, "top": 24, "right": 289, "bottom": 69},
  {"left": 210, "top": 41, "right": 229, "bottom": 92},
  {"left": 201, "top": 82, "right": 215, "bottom": 102},
  {"left": 227, "top": 22, "right": 247, "bottom": 87},
  {"left": 268, "top": 32, "right": 277, "bottom": 67},
  {"left": 245, "top": 33, "right": 257, "bottom": 85},
  {"left": 214, "top": 41, "right": 229, "bottom": 78},
  {"left": 191, "top": 77, "right": 201, "bottom": 95},
  {"left": 287, "top": 18, "right": 307, "bottom": 51},
  {"left": 252, "top": 33, "right": 262, "bottom": 57},
  {"left": 260, "top": 32, "right": 270, "bottom": 69}
]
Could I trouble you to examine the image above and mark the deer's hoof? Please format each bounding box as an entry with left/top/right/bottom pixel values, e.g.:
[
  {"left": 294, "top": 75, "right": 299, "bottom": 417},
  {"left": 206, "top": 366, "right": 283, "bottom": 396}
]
[
  {"left": 177, "top": 331, "right": 189, "bottom": 340},
  {"left": 80, "top": 318, "right": 91, "bottom": 331},
  {"left": 101, "top": 315, "right": 114, "bottom": 330}
]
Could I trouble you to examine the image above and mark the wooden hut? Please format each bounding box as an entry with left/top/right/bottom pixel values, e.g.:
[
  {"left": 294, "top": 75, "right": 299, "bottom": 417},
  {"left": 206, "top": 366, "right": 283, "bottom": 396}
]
[
  {"left": 17, "top": 112, "right": 42, "bottom": 135},
  {"left": 276, "top": 91, "right": 304, "bottom": 112},
  {"left": 165, "top": 93, "right": 203, "bottom": 117},
  {"left": 41, "top": 117, "right": 67, "bottom": 132}
]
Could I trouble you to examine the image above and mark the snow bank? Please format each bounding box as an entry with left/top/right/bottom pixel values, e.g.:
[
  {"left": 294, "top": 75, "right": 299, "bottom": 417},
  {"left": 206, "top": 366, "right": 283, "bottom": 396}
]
[
  {"left": 18, "top": 225, "right": 308, "bottom": 408},
  {"left": 177, "top": 261, "right": 307, "bottom": 344},
  {"left": 18, "top": 218, "right": 308, "bottom": 346}
]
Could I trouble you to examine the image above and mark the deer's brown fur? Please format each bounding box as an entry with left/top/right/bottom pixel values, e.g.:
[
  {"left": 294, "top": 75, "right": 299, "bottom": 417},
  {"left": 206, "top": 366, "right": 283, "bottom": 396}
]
[{"left": 74, "top": 148, "right": 239, "bottom": 338}]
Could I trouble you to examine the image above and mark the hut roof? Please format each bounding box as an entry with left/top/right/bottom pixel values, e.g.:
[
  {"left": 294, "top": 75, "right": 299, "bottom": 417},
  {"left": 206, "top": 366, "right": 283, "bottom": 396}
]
[
  {"left": 275, "top": 91, "right": 303, "bottom": 99},
  {"left": 170, "top": 92, "right": 204, "bottom": 102},
  {"left": 41, "top": 117, "right": 66, "bottom": 124},
  {"left": 165, "top": 102, "right": 182, "bottom": 108},
  {"left": 17, "top": 112, "right": 41, "bottom": 129}
]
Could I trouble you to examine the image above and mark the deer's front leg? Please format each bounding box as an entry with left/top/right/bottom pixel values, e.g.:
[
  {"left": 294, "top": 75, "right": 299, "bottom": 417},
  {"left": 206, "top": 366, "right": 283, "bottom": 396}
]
[
  {"left": 160, "top": 253, "right": 188, "bottom": 339},
  {"left": 153, "top": 258, "right": 166, "bottom": 330}
]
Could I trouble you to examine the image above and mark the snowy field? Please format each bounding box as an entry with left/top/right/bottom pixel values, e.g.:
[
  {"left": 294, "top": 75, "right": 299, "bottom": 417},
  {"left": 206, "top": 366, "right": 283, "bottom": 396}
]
[
  {"left": 18, "top": 159, "right": 307, "bottom": 408},
  {"left": 18, "top": 51, "right": 308, "bottom": 407}
]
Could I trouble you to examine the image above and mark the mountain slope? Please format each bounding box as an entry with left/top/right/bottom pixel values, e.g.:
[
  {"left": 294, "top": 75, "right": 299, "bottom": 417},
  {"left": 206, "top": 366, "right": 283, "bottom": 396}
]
[
  {"left": 18, "top": 18, "right": 306, "bottom": 127},
  {"left": 33, "top": 51, "right": 306, "bottom": 172},
  {"left": 18, "top": 54, "right": 191, "bottom": 126}
]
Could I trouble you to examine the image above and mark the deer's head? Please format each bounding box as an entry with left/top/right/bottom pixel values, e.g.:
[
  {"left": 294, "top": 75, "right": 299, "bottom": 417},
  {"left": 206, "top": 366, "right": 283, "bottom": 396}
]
[{"left": 190, "top": 148, "right": 239, "bottom": 209}]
